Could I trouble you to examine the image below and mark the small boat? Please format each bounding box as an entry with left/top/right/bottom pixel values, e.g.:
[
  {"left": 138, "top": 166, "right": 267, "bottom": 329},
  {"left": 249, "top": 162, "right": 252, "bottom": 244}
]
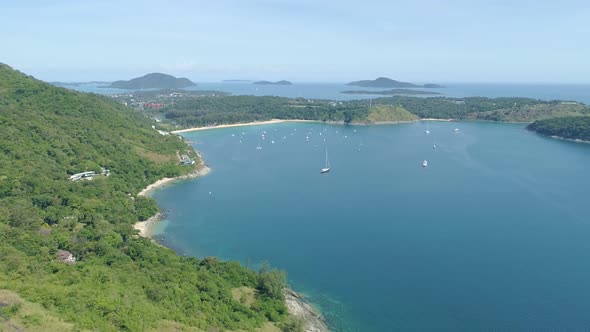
[
  {"left": 425, "top": 130, "right": 430, "bottom": 134},
  {"left": 433, "top": 144, "right": 437, "bottom": 149},
  {"left": 256, "top": 141, "right": 262, "bottom": 150},
  {"left": 306, "top": 136, "right": 309, "bottom": 142},
  {"left": 320, "top": 147, "right": 331, "bottom": 174},
  {"left": 453, "top": 128, "right": 460, "bottom": 132},
  {"left": 422, "top": 160, "right": 428, "bottom": 167}
]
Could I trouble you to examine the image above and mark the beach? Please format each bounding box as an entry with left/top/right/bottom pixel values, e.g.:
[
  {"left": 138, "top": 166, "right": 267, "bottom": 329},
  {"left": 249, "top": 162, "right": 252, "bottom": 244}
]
[
  {"left": 171, "top": 119, "right": 319, "bottom": 133},
  {"left": 171, "top": 118, "right": 456, "bottom": 134},
  {"left": 134, "top": 163, "right": 211, "bottom": 237},
  {"left": 138, "top": 164, "right": 211, "bottom": 197}
]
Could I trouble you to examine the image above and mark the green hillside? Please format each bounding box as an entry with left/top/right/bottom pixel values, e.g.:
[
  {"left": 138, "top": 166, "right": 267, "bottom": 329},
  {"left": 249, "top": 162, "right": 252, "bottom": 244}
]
[
  {"left": 104, "top": 73, "right": 196, "bottom": 89},
  {"left": 0, "top": 64, "right": 289, "bottom": 331},
  {"left": 143, "top": 94, "right": 588, "bottom": 129},
  {"left": 464, "top": 102, "right": 588, "bottom": 122},
  {"left": 365, "top": 105, "right": 418, "bottom": 123},
  {"left": 527, "top": 116, "right": 590, "bottom": 141}
]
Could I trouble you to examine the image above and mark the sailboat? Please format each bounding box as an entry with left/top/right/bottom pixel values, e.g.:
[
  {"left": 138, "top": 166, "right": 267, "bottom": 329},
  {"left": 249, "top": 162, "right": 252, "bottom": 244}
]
[
  {"left": 320, "top": 147, "right": 330, "bottom": 174},
  {"left": 422, "top": 160, "right": 428, "bottom": 167}
]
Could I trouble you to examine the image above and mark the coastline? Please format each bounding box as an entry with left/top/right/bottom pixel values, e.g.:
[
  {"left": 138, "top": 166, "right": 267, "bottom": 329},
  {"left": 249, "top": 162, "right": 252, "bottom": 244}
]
[
  {"left": 133, "top": 161, "right": 329, "bottom": 331},
  {"left": 419, "top": 118, "right": 455, "bottom": 122},
  {"left": 549, "top": 134, "right": 590, "bottom": 144},
  {"left": 138, "top": 164, "right": 211, "bottom": 197},
  {"left": 285, "top": 289, "right": 329, "bottom": 332},
  {"left": 171, "top": 119, "right": 318, "bottom": 133},
  {"left": 134, "top": 163, "right": 211, "bottom": 237},
  {"left": 171, "top": 117, "right": 456, "bottom": 134}
]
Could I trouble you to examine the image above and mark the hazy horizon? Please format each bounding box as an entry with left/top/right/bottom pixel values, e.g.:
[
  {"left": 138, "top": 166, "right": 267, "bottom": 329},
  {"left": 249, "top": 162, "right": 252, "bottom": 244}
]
[{"left": 2, "top": 0, "right": 590, "bottom": 83}]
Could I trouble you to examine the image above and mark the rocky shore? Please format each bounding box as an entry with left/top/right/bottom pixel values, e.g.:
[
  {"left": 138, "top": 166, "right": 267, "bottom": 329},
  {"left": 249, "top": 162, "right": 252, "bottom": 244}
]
[{"left": 285, "top": 289, "right": 329, "bottom": 332}]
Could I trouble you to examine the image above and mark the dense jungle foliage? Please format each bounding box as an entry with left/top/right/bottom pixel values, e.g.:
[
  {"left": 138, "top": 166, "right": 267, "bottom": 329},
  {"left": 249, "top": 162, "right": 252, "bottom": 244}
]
[{"left": 0, "top": 64, "right": 290, "bottom": 331}]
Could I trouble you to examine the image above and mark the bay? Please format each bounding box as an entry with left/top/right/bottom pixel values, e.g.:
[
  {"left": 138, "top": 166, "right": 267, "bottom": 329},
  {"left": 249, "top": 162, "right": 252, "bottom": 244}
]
[{"left": 151, "top": 121, "right": 590, "bottom": 331}]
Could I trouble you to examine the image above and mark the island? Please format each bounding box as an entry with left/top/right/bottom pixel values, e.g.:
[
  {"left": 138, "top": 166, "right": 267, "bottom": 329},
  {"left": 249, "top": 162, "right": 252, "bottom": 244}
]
[
  {"left": 341, "top": 88, "right": 442, "bottom": 96},
  {"left": 101, "top": 72, "right": 196, "bottom": 89},
  {"left": 347, "top": 77, "right": 444, "bottom": 88},
  {"left": 527, "top": 116, "right": 590, "bottom": 141},
  {"left": 253, "top": 80, "right": 292, "bottom": 85}
]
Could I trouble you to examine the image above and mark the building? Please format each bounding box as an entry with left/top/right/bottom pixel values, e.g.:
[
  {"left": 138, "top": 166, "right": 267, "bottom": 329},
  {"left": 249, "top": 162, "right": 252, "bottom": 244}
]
[
  {"left": 57, "top": 250, "right": 76, "bottom": 264},
  {"left": 69, "top": 171, "right": 96, "bottom": 181},
  {"left": 179, "top": 154, "right": 195, "bottom": 165}
]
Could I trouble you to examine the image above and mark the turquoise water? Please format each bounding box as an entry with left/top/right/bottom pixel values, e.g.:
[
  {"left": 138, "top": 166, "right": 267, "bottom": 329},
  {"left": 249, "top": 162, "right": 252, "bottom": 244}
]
[{"left": 151, "top": 122, "right": 590, "bottom": 331}]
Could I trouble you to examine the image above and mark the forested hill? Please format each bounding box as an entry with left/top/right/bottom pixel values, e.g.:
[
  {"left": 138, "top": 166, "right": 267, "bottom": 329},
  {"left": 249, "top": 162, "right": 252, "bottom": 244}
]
[
  {"left": 138, "top": 94, "right": 588, "bottom": 129},
  {"left": 103, "top": 73, "right": 196, "bottom": 89},
  {"left": 527, "top": 116, "right": 590, "bottom": 141},
  {"left": 0, "top": 64, "right": 291, "bottom": 331}
]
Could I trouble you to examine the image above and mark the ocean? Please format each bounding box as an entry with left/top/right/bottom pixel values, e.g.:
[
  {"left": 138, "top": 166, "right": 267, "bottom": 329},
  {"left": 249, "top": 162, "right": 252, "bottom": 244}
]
[
  {"left": 60, "top": 81, "right": 590, "bottom": 104},
  {"left": 150, "top": 121, "right": 590, "bottom": 331},
  {"left": 65, "top": 80, "right": 590, "bottom": 330}
]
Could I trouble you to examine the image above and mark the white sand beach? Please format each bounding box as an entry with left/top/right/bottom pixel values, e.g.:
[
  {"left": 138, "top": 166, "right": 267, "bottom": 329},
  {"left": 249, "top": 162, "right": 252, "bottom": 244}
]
[
  {"left": 171, "top": 119, "right": 318, "bottom": 133},
  {"left": 134, "top": 164, "right": 211, "bottom": 238}
]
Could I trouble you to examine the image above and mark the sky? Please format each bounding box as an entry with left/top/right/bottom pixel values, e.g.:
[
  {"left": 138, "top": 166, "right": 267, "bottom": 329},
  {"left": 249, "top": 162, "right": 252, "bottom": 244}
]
[{"left": 1, "top": 0, "right": 590, "bottom": 83}]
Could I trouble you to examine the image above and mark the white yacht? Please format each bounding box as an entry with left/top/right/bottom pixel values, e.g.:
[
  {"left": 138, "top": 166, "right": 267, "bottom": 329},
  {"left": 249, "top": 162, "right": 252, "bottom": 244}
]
[{"left": 320, "top": 147, "right": 331, "bottom": 174}]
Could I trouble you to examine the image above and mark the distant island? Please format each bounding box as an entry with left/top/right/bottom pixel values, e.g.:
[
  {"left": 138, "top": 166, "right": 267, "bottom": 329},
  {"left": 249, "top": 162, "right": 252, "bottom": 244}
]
[
  {"left": 341, "top": 89, "right": 441, "bottom": 96},
  {"left": 527, "top": 116, "right": 590, "bottom": 141},
  {"left": 347, "top": 77, "right": 444, "bottom": 88},
  {"left": 222, "top": 79, "right": 253, "bottom": 82},
  {"left": 253, "top": 80, "right": 292, "bottom": 85},
  {"left": 102, "top": 73, "right": 196, "bottom": 89}
]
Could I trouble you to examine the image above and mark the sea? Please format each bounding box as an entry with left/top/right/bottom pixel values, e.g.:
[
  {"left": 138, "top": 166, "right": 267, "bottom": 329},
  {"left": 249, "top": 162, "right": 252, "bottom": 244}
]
[
  {"left": 59, "top": 81, "right": 590, "bottom": 104},
  {"left": 64, "top": 82, "right": 590, "bottom": 331}
]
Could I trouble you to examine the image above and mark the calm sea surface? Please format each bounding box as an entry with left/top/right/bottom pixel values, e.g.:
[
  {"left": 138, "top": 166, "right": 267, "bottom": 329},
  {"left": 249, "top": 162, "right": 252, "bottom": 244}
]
[
  {"left": 65, "top": 80, "right": 590, "bottom": 330},
  {"left": 61, "top": 82, "right": 590, "bottom": 104},
  {"left": 150, "top": 121, "right": 590, "bottom": 331}
]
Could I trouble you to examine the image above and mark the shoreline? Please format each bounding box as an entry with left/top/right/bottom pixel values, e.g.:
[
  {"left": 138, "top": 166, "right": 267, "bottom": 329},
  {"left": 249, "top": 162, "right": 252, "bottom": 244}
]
[
  {"left": 171, "top": 117, "right": 457, "bottom": 134},
  {"left": 549, "top": 134, "right": 590, "bottom": 144},
  {"left": 285, "top": 289, "right": 329, "bottom": 332},
  {"left": 419, "top": 118, "right": 455, "bottom": 122},
  {"left": 133, "top": 160, "right": 329, "bottom": 331},
  {"left": 134, "top": 163, "right": 211, "bottom": 237},
  {"left": 171, "top": 119, "right": 318, "bottom": 133},
  {"left": 138, "top": 164, "right": 211, "bottom": 197}
]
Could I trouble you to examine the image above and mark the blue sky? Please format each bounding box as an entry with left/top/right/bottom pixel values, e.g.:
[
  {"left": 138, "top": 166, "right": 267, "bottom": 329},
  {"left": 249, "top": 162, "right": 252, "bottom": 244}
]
[{"left": 2, "top": 0, "right": 590, "bottom": 82}]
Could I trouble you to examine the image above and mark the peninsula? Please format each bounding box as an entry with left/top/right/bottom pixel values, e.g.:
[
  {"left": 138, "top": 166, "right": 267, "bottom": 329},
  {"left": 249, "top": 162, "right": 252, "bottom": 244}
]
[
  {"left": 253, "top": 80, "right": 293, "bottom": 85},
  {"left": 116, "top": 92, "right": 589, "bottom": 129},
  {"left": 347, "top": 77, "right": 444, "bottom": 88},
  {"left": 527, "top": 116, "right": 590, "bottom": 141},
  {"left": 102, "top": 72, "right": 196, "bottom": 89}
]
